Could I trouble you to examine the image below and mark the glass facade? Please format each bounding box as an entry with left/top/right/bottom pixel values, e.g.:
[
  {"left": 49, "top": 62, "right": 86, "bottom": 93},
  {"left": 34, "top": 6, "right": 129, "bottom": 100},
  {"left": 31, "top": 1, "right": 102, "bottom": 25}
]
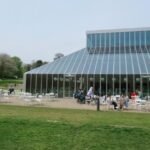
[
  {"left": 25, "top": 28, "right": 150, "bottom": 97},
  {"left": 87, "top": 30, "right": 150, "bottom": 53}
]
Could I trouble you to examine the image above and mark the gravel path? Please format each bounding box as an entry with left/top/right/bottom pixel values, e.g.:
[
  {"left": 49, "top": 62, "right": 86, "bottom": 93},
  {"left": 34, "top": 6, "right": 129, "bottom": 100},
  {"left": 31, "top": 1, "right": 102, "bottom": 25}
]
[{"left": 0, "top": 95, "right": 150, "bottom": 112}]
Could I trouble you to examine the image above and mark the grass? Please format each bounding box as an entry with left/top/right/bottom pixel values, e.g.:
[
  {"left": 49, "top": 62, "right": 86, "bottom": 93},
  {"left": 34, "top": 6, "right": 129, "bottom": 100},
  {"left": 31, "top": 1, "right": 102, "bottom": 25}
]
[
  {"left": 0, "top": 79, "right": 23, "bottom": 89},
  {"left": 0, "top": 105, "right": 150, "bottom": 150}
]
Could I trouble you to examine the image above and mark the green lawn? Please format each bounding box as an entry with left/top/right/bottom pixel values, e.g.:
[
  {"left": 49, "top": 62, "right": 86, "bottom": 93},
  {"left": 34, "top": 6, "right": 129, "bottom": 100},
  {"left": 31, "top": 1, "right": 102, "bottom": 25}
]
[
  {"left": 0, "top": 105, "right": 150, "bottom": 150},
  {"left": 0, "top": 79, "right": 22, "bottom": 89}
]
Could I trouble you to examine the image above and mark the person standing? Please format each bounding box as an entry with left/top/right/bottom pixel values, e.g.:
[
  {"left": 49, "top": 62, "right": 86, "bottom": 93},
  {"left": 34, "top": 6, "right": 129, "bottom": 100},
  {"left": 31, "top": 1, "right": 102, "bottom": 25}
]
[
  {"left": 119, "top": 95, "right": 125, "bottom": 110},
  {"left": 87, "top": 86, "right": 94, "bottom": 98}
]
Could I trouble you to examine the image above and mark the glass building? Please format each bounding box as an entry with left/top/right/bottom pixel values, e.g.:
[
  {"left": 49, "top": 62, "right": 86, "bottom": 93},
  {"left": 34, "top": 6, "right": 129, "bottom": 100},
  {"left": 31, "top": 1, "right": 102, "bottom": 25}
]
[{"left": 24, "top": 27, "right": 150, "bottom": 97}]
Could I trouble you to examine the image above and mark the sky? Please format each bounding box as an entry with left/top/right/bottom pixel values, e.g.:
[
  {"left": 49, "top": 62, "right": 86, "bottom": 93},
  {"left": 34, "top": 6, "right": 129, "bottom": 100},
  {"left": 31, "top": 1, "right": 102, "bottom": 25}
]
[{"left": 0, "top": 0, "right": 150, "bottom": 64}]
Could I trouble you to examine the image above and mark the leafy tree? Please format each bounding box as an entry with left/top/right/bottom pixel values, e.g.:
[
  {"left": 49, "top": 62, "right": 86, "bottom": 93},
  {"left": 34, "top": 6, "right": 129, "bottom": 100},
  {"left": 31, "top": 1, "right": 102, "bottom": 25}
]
[
  {"left": 12, "top": 56, "right": 23, "bottom": 78},
  {"left": 31, "top": 60, "right": 48, "bottom": 69},
  {"left": 32, "top": 60, "right": 43, "bottom": 68},
  {"left": 23, "top": 64, "right": 32, "bottom": 72},
  {"left": 0, "top": 53, "right": 17, "bottom": 78}
]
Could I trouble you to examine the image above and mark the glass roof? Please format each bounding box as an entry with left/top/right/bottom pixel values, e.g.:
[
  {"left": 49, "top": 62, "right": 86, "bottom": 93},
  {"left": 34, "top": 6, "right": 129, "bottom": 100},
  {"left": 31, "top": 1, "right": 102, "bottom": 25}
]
[{"left": 26, "top": 48, "right": 150, "bottom": 75}]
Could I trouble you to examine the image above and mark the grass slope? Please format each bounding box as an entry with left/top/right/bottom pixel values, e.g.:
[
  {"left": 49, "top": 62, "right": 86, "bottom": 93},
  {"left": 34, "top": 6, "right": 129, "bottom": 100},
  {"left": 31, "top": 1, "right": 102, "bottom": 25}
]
[{"left": 0, "top": 105, "right": 150, "bottom": 150}]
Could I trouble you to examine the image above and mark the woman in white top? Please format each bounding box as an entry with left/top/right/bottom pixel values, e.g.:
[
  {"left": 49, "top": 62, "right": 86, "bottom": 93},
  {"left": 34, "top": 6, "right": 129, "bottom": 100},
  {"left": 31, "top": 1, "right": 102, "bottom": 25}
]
[{"left": 87, "top": 86, "right": 94, "bottom": 98}]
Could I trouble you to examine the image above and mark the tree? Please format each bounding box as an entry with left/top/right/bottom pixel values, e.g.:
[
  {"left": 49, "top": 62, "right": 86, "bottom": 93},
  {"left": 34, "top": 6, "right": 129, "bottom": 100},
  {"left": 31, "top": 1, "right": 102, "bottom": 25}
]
[
  {"left": 0, "top": 53, "right": 17, "bottom": 78},
  {"left": 32, "top": 60, "right": 43, "bottom": 68},
  {"left": 54, "top": 53, "right": 64, "bottom": 60},
  {"left": 31, "top": 60, "right": 48, "bottom": 69},
  {"left": 12, "top": 56, "right": 23, "bottom": 78}
]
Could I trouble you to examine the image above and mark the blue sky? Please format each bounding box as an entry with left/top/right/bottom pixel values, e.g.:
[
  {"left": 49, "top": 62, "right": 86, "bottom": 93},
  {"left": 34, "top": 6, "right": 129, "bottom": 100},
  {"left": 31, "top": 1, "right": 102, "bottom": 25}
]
[{"left": 0, "top": 0, "right": 150, "bottom": 63}]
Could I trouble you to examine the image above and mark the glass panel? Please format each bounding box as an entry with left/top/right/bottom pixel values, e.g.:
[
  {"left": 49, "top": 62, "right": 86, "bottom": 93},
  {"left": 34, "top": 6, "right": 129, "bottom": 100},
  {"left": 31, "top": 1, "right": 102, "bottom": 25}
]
[
  {"left": 69, "top": 77, "right": 74, "bottom": 97},
  {"left": 128, "top": 75, "right": 134, "bottom": 96},
  {"left": 140, "top": 31, "right": 145, "bottom": 50},
  {"left": 120, "top": 54, "right": 126, "bottom": 74},
  {"left": 64, "top": 51, "right": 79, "bottom": 74},
  {"left": 114, "top": 75, "right": 119, "bottom": 95},
  {"left": 107, "top": 54, "right": 114, "bottom": 74},
  {"left": 94, "top": 54, "right": 103, "bottom": 74},
  {"left": 107, "top": 75, "right": 113, "bottom": 95},
  {"left": 70, "top": 50, "right": 84, "bottom": 74},
  {"left": 36, "top": 74, "right": 41, "bottom": 93},
  {"left": 114, "top": 54, "right": 120, "bottom": 74},
  {"left": 125, "top": 32, "right": 130, "bottom": 53},
  {"left": 101, "top": 53, "right": 109, "bottom": 74},
  {"left": 81, "top": 75, "right": 87, "bottom": 93},
  {"left": 73, "top": 49, "right": 87, "bottom": 74},
  {"left": 81, "top": 54, "right": 93, "bottom": 74},
  {"left": 87, "top": 34, "right": 91, "bottom": 49},
  {"left": 54, "top": 57, "right": 68, "bottom": 74},
  {"left": 110, "top": 33, "right": 114, "bottom": 47},
  {"left": 101, "top": 75, "right": 106, "bottom": 95},
  {"left": 130, "top": 32, "right": 135, "bottom": 52},
  {"left": 126, "top": 54, "right": 133, "bottom": 74},
  {"left": 92, "top": 34, "right": 95, "bottom": 49},
  {"left": 131, "top": 54, "right": 140, "bottom": 74},
  {"left": 42, "top": 74, "right": 46, "bottom": 93},
  {"left": 142, "top": 77, "right": 149, "bottom": 97},
  {"left": 88, "top": 55, "right": 98, "bottom": 74},
  {"left": 94, "top": 75, "right": 100, "bottom": 95},
  {"left": 96, "top": 34, "right": 100, "bottom": 48},
  {"left": 146, "top": 31, "right": 150, "bottom": 47},
  {"left": 120, "top": 32, "right": 124, "bottom": 50},
  {"left": 143, "top": 54, "right": 150, "bottom": 73},
  {"left": 32, "top": 74, "right": 36, "bottom": 94},
  {"left": 101, "top": 33, "right": 105, "bottom": 48},
  {"left": 135, "top": 31, "right": 140, "bottom": 48},
  {"left": 137, "top": 54, "right": 147, "bottom": 74},
  {"left": 47, "top": 75, "right": 52, "bottom": 93},
  {"left": 121, "top": 75, "right": 127, "bottom": 95},
  {"left": 115, "top": 32, "right": 119, "bottom": 48},
  {"left": 26, "top": 74, "right": 31, "bottom": 92},
  {"left": 105, "top": 33, "right": 109, "bottom": 53},
  {"left": 135, "top": 75, "right": 141, "bottom": 95},
  {"left": 58, "top": 75, "right": 63, "bottom": 97},
  {"left": 53, "top": 75, "right": 58, "bottom": 94}
]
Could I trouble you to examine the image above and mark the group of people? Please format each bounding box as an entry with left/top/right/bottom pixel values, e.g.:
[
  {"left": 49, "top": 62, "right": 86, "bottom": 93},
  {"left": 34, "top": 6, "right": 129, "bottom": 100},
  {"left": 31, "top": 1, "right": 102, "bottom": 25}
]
[
  {"left": 74, "top": 86, "right": 95, "bottom": 103},
  {"left": 74, "top": 86, "right": 130, "bottom": 110},
  {"left": 106, "top": 95, "right": 129, "bottom": 110}
]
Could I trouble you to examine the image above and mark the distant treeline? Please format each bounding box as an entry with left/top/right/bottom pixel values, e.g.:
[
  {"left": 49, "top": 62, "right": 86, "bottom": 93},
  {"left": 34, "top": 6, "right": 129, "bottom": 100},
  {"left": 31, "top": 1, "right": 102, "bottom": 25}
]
[{"left": 0, "top": 53, "right": 48, "bottom": 79}]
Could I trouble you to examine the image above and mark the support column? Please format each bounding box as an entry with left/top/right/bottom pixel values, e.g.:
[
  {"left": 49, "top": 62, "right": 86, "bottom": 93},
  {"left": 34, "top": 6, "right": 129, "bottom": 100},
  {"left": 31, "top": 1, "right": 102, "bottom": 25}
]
[
  {"left": 52, "top": 74, "right": 53, "bottom": 92},
  {"left": 35, "top": 74, "right": 37, "bottom": 93},
  {"left": 63, "top": 75, "right": 65, "bottom": 97},
  {"left": 140, "top": 76, "right": 142, "bottom": 95},
  {"left": 87, "top": 75, "right": 88, "bottom": 93},
  {"left": 74, "top": 75, "right": 77, "bottom": 92},
  {"left": 126, "top": 75, "right": 128, "bottom": 96},
  {"left": 57, "top": 74, "right": 59, "bottom": 97},
  {"left": 119, "top": 75, "right": 121, "bottom": 95},
  {"left": 40, "top": 74, "right": 43, "bottom": 94},
  {"left": 106, "top": 75, "right": 107, "bottom": 96},
  {"left": 99, "top": 75, "right": 101, "bottom": 96},
  {"left": 46, "top": 74, "right": 48, "bottom": 93},
  {"left": 23, "top": 73, "right": 27, "bottom": 92},
  {"left": 133, "top": 75, "right": 135, "bottom": 92},
  {"left": 30, "top": 74, "right": 32, "bottom": 93}
]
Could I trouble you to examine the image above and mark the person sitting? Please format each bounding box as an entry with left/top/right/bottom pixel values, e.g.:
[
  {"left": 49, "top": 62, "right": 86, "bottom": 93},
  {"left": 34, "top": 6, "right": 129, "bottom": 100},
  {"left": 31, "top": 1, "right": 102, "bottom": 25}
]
[
  {"left": 8, "top": 87, "right": 15, "bottom": 95},
  {"left": 74, "top": 89, "right": 85, "bottom": 103},
  {"left": 112, "top": 101, "right": 118, "bottom": 110}
]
